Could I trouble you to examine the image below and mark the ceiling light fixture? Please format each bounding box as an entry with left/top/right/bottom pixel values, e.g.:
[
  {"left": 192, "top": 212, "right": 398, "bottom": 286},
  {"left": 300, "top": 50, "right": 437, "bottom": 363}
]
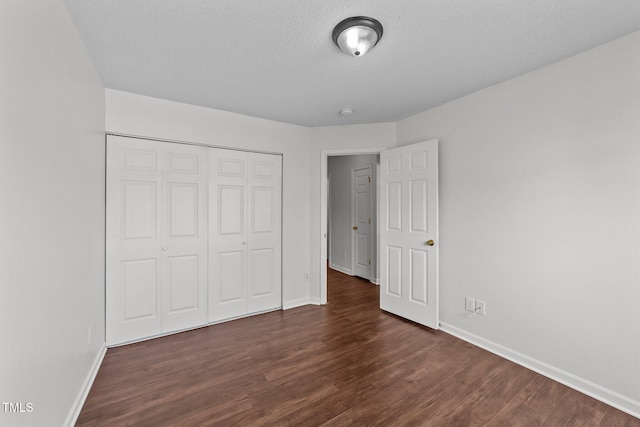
[{"left": 332, "top": 16, "right": 383, "bottom": 57}]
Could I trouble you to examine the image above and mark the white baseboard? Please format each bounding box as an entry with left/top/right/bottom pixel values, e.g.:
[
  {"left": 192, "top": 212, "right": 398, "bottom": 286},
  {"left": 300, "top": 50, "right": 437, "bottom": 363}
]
[
  {"left": 309, "top": 297, "right": 321, "bottom": 305},
  {"left": 370, "top": 277, "right": 380, "bottom": 285},
  {"left": 439, "top": 322, "right": 640, "bottom": 420},
  {"left": 328, "top": 263, "right": 352, "bottom": 276},
  {"left": 283, "top": 297, "right": 314, "bottom": 310},
  {"left": 65, "top": 344, "right": 107, "bottom": 427}
]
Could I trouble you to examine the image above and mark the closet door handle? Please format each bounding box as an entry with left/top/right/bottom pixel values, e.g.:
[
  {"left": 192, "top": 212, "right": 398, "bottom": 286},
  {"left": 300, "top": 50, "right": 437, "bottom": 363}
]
[
  {"left": 242, "top": 241, "right": 247, "bottom": 245},
  {"left": 161, "top": 247, "right": 168, "bottom": 251}
]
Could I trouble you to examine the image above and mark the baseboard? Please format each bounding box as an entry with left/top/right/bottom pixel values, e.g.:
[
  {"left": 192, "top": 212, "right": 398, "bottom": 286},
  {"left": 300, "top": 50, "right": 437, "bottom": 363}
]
[
  {"left": 283, "top": 297, "right": 313, "bottom": 310},
  {"left": 309, "top": 297, "right": 321, "bottom": 305},
  {"left": 64, "top": 344, "right": 107, "bottom": 427},
  {"left": 439, "top": 322, "right": 640, "bottom": 419},
  {"left": 370, "top": 277, "right": 380, "bottom": 285},
  {"left": 328, "top": 263, "right": 352, "bottom": 276}
]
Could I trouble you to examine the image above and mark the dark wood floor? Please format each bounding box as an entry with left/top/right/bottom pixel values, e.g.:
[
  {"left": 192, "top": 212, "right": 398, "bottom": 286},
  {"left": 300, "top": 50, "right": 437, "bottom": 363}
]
[{"left": 77, "top": 268, "right": 640, "bottom": 426}]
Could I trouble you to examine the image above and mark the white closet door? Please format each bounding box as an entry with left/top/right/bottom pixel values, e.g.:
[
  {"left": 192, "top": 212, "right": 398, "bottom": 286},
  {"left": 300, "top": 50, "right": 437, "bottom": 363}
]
[
  {"left": 107, "top": 136, "right": 209, "bottom": 345},
  {"left": 106, "top": 137, "right": 162, "bottom": 344},
  {"left": 247, "top": 153, "right": 282, "bottom": 313},
  {"left": 161, "top": 143, "right": 208, "bottom": 332},
  {"left": 209, "top": 149, "right": 248, "bottom": 322},
  {"left": 209, "top": 149, "right": 282, "bottom": 322}
]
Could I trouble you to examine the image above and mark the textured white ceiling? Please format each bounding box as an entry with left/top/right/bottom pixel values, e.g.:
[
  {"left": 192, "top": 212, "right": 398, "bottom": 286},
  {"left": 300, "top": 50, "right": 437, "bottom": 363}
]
[{"left": 64, "top": 0, "right": 640, "bottom": 127}]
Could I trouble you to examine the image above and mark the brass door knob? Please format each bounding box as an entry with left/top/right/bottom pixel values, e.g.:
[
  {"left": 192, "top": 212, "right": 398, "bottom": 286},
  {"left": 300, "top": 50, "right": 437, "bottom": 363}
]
[
  {"left": 426, "top": 240, "right": 435, "bottom": 246},
  {"left": 352, "top": 226, "right": 358, "bottom": 231}
]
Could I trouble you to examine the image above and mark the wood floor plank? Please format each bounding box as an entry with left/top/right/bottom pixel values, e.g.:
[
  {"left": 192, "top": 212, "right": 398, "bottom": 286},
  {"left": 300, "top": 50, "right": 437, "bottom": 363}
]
[{"left": 76, "top": 268, "right": 640, "bottom": 426}]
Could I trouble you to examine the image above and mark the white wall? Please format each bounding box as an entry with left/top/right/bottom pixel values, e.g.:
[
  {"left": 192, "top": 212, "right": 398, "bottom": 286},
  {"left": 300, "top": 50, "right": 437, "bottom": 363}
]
[
  {"left": 397, "top": 31, "right": 640, "bottom": 415},
  {"left": 105, "top": 89, "right": 312, "bottom": 308},
  {"left": 309, "top": 124, "right": 396, "bottom": 302},
  {"left": 0, "top": 1, "right": 106, "bottom": 426},
  {"left": 328, "top": 155, "right": 379, "bottom": 281}
]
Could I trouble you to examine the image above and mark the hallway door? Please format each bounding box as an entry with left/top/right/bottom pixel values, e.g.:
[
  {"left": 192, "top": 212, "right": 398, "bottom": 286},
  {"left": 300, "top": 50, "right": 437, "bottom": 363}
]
[{"left": 352, "top": 165, "right": 372, "bottom": 280}]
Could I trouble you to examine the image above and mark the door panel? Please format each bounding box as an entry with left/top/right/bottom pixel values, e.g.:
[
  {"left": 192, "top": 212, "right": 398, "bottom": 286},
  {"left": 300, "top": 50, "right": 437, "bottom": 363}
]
[
  {"left": 219, "top": 186, "right": 244, "bottom": 235},
  {"left": 410, "top": 249, "right": 428, "bottom": 304},
  {"left": 167, "top": 152, "right": 200, "bottom": 174},
  {"left": 161, "top": 142, "right": 208, "bottom": 333},
  {"left": 107, "top": 137, "right": 162, "bottom": 344},
  {"left": 387, "top": 246, "right": 402, "bottom": 296},
  {"left": 387, "top": 182, "right": 402, "bottom": 231},
  {"left": 380, "top": 140, "right": 439, "bottom": 329},
  {"left": 168, "top": 183, "right": 198, "bottom": 237},
  {"left": 252, "top": 187, "right": 274, "bottom": 233},
  {"left": 122, "top": 181, "right": 157, "bottom": 240},
  {"left": 247, "top": 153, "right": 282, "bottom": 313},
  {"left": 219, "top": 251, "right": 245, "bottom": 302},
  {"left": 121, "top": 259, "right": 158, "bottom": 321},
  {"left": 166, "top": 255, "right": 199, "bottom": 312},
  {"left": 209, "top": 149, "right": 249, "bottom": 321},
  {"left": 122, "top": 149, "right": 157, "bottom": 171},
  {"left": 356, "top": 234, "right": 368, "bottom": 266},
  {"left": 410, "top": 180, "right": 428, "bottom": 233},
  {"left": 250, "top": 248, "right": 275, "bottom": 296}
]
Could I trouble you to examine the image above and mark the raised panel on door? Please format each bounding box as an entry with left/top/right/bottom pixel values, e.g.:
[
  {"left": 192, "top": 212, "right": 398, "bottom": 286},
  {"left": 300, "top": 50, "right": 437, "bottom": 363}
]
[
  {"left": 161, "top": 142, "right": 208, "bottom": 332},
  {"left": 250, "top": 248, "right": 275, "bottom": 297},
  {"left": 214, "top": 250, "right": 246, "bottom": 319},
  {"left": 247, "top": 153, "right": 282, "bottom": 313},
  {"left": 219, "top": 186, "right": 244, "bottom": 235},
  {"left": 386, "top": 246, "right": 402, "bottom": 297},
  {"left": 106, "top": 136, "right": 162, "bottom": 345},
  {"left": 122, "top": 181, "right": 158, "bottom": 240},
  {"left": 117, "top": 258, "right": 161, "bottom": 342},
  {"left": 380, "top": 140, "right": 439, "bottom": 330},
  {"left": 209, "top": 149, "right": 249, "bottom": 322}
]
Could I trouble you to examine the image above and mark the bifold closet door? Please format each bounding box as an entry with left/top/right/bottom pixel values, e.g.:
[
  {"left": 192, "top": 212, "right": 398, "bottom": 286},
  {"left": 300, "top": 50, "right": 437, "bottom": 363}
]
[
  {"left": 106, "top": 136, "right": 208, "bottom": 345},
  {"left": 160, "top": 142, "right": 208, "bottom": 333},
  {"left": 209, "top": 149, "right": 282, "bottom": 322}
]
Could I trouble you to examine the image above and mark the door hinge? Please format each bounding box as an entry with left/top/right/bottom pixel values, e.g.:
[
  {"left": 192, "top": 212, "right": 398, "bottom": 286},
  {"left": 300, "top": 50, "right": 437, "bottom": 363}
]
[
  {"left": 368, "top": 259, "right": 371, "bottom": 265},
  {"left": 368, "top": 218, "right": 371, "bottom": 224},
  {"left": 368, "top": 176, "right": 371, "bottom": 183}
]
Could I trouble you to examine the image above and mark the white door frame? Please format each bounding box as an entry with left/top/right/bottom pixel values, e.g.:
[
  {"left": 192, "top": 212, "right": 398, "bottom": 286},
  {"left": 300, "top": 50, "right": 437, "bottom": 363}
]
[{"left": 320, "top": 148, "right": 385, "bottom": 304}]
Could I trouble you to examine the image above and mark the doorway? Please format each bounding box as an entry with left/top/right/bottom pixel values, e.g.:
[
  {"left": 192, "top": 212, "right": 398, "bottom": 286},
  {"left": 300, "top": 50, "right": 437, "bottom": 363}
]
[
  {"left": 327, "top": 155, "right": 378, "bottom": 283},
  {"left": 320, "top": 148, "right": 384, "bottom": 305}
]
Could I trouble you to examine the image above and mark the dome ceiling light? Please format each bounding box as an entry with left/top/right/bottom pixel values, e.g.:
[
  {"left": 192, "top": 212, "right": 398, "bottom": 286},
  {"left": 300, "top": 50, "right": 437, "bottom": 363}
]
[{"left": 332, "top": 16, "right": 383, "bottom": 57}]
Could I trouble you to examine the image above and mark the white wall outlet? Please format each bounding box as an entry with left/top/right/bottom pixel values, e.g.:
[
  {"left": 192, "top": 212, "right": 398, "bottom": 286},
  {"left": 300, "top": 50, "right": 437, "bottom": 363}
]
[
  {"left": 465, "top": 297, "right": 475, "bottom": 312},
  {"left": 475, "top": 300, "right": 486, "bottom": 316},
  {"left": 343, "top": 251, "right": 347, "bottom": 259}
]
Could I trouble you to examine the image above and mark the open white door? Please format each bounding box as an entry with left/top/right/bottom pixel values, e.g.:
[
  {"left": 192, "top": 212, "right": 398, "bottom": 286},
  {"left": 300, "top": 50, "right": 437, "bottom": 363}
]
[{"left": 379, "top": 140, "right": 439, "bottom": 329}]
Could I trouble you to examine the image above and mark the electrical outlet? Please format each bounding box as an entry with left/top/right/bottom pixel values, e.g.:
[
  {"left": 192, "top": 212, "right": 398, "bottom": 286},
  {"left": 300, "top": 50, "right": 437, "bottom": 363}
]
[
  {"left": 475, "top": 300, "right": 486, "bottom": 316},
  {"left": 465, "top": 297, "right": 475, "bottom": 312},
  {"left": 343, "top": 251, "right": 347, "bottom": 259}
]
